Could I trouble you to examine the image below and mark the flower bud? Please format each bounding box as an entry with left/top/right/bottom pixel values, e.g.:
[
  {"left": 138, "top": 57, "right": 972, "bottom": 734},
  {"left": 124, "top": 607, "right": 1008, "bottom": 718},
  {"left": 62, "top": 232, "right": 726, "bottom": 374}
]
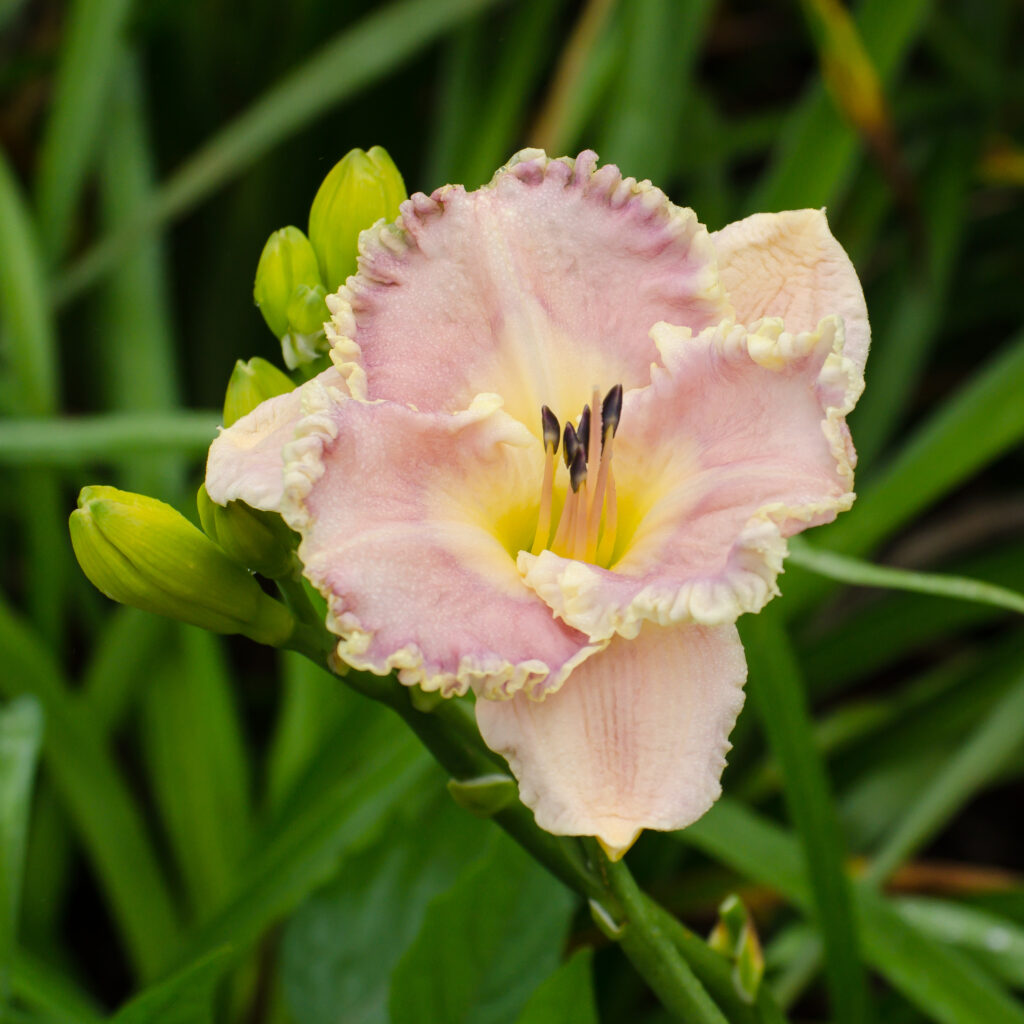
[
  {"left": 223, "top": 357, "right": 295, "bottom": 427},
  {"left": 286, "top": 283, "right": 329, "bottom": 336},
  {"left": 253, "top": 226, "right": 323, "bottom": 340},
  {"left": 308, "top": 146, "right": 407, "bottom": 293},
  {"left": 280, "top": 282, "right": 331, "bottom": 370},
  {"left": 70, "top": 486, "right": 295, "bottom": 646},
  {"left": 197, "top": 483, "right": 298, "bottom": 580},
  {"left": 708, "top": 894, "right": 764, "bottom": 1003}
]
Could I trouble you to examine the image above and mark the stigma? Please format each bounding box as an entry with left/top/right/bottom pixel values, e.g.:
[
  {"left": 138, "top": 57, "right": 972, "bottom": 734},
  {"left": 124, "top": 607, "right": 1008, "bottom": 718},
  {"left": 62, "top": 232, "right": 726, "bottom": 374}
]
[{"left": 530, "top": 384, "right": 622, "bottom": 566}]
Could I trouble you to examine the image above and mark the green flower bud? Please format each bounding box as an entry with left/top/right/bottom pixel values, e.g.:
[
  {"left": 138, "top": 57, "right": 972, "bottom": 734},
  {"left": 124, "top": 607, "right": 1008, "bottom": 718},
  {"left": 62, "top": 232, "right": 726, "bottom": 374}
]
[
  {"left": 197, "top": 484, "right": 298, "bottom": 580},
  {"left": 280, "top": 282, "right": 331, "bottom": 369},
  {"left": 70, "top": 486, "right": 295, "bottom": 646},
  {"left": 223, "top": 356, "right": 295, "bottom": 427},
  {"left": 308, "top": 146, "right": 407, "bottom": 293},
  {"left": 708, "top": 894, "right": 764, "bottom": 1003},
  {"left": 286, "top": 282, "right": 329, "bottom": 336},
  {"left": 253, "top": 226, "right": 323, "bottom": 339}
]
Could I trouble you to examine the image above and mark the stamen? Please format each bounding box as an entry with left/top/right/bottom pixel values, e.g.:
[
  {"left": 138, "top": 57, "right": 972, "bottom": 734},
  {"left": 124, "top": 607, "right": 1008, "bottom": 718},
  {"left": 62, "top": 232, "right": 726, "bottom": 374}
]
[
  {"left": 596, "top": 466, "right": 618, "bottom": 565},
  {"left": 577, "top": 405, "right": 591, "bottom": 462},
  {"left": 530, "top": 407, "right": 560, "bottom": 555},
  {"left": 601, "top": 384, "right": 623, "bottom": 445},
  {"left": 532, "top": 385, "right": 623, "bottom": 565},
  {"left": 588, "top": 387, "right": 602, "bottom": 468},
  {"left": 541, "top": 405, "right": 560, "bottom": 455},
  {"left": 563, "top": 422, "right": 579, "bottom": 469},
  {"left": 585, "top": 384, "right": 620, "bottom": 562},
  {"left": 551, "top": 484, "right": 577, "bottom": 553}
]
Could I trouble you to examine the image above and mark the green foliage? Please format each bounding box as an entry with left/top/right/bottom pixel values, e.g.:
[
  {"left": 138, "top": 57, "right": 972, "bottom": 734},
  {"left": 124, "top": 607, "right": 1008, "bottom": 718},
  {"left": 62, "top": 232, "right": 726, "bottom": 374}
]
[
  {"left": 513, "top": 949, "right": 598, "bottom": 1024},
  {"left": 2, "top": 0, "right": 1024, "bottom": 1020},
  {"left": 280, "top": 788, "right": 491, "bottom": 1024},
  {"left": 389, "top": 831, "right": 575, "bottom": 1024}
]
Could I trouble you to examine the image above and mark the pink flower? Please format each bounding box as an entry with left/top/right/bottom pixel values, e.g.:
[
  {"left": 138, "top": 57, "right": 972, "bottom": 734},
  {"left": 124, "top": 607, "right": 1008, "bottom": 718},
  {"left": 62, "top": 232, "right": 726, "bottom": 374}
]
[{"left": 207, "top": 150, "right": 868, "bottom": 857}]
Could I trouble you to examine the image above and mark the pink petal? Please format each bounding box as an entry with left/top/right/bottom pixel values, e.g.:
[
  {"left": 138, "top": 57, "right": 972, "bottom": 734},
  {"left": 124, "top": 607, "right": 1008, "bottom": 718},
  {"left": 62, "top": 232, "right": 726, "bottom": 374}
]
[
  {"left": 476, "top": 623, "right": 747, "bottom": 855},
  {"left": 327, "top": 150, "right": 729, "bottom": 425},
  {"left": 518, "top": 317, "right": 857, "bottom": 641},
  {"left": 281, "top": 385, "right": 595, "bottom": 697},
  {"left": 712, "top": 209, "right": 869, "bottom": 380},
  {"left": 205, "top": 366, "right": 345, "bottom": 513}
]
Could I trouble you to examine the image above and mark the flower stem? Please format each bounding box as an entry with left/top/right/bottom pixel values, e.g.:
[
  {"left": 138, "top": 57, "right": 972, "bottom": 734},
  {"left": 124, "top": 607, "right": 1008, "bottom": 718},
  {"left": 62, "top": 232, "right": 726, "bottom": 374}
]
[{"left": 587, "top": 840, "right": 731, "bottom": 1024}]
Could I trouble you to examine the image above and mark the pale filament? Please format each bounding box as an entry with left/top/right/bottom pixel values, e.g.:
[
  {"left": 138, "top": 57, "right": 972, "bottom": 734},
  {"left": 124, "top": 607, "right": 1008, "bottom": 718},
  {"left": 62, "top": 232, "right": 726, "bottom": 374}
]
[{"left": 530, "top": 386, "right": 621, "bottom": 565}]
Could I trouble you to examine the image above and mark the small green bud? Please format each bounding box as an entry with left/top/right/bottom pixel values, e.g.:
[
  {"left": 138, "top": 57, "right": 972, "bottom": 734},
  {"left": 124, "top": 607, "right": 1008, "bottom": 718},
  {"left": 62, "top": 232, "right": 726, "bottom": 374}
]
[
  {"left": 286, "top": 282, "right": 329, "bottom": 336},
  {"left": 308, "top": 146, "right": 407, "bottom": 293},
  {"left": 708, "top": 894, "right": 764, "bottom": 1003},
  {"left": 446, "top": 774, "right": 518, "bottom": 817},
  {"left": 223, "top": 357, "right": 295, "bottom": 427},
  {"left": 197, "top": 484, "right": 298, "bottom": 580},
  {"left": 70, "top": 486, "right": 295, "bottom": 646},
  {"left": 253, "top": 226, "right": 323, "bottom": 339}
]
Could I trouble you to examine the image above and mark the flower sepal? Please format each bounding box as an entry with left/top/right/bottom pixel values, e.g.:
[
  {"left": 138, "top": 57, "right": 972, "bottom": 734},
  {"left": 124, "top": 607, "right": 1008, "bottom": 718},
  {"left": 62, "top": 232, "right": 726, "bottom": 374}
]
[
  {"left": 70, "top": 486, "right": 295, "bottom": 646},
  {"left": 446, "top": 773, "right": 518, "bottom": 818}
]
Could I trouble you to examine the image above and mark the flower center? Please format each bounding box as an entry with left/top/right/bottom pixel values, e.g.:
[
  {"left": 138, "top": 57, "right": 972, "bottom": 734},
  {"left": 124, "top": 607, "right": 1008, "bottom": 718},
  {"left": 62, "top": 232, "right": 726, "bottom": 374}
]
[{"left": 530, "top": 384, "right": 622, "bottom": 566}]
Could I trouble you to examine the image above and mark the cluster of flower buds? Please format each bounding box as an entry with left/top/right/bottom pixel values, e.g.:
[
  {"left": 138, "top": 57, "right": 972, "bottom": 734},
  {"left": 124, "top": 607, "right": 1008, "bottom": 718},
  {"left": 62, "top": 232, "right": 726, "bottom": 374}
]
[{"left": 253, "top": 146, "right": 406, "bottom": 369}]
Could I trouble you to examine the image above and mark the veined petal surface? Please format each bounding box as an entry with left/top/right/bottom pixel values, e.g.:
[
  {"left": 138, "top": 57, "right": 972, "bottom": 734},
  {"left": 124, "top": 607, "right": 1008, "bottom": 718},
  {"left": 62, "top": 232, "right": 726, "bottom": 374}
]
[
  {"left": 476, "top": 623, "right": 747, "bottom": 855},
  {"left": 712, "top": 208, "right": 870, "bottom": 380},
  {"left": 327, "top": 149, "right": 729, "bottom": 427},
  {"left": 282, "top": 385, "right": 596, "bottom": 697}
]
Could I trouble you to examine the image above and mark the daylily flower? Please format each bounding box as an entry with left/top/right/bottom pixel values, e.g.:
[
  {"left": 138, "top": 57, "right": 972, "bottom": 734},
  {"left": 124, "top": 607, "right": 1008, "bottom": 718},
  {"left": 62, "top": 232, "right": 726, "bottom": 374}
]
[{"left": 206, "top": 150, "right": 868, "bottom": 857}]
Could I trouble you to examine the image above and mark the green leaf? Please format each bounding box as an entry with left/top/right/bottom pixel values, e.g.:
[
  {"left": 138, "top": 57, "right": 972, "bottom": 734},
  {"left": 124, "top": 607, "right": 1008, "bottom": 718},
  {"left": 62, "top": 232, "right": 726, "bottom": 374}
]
[
  {"left": 750, "top": 0, "right": 931, "bottom": 212},
  {"left": 280, "top": 788, "right": 491, "bottom": 1024},
  {"left": 173, "top": 708, "right": 430, "bottom": 971},
  {"left": 0, "top": 697, "right": 43, "bottom": 1004},
  {"left": 513, "top": 949, "right": 598, "bottom": 1024},
  {"left": 596, "top": 0, "right": 714, "bottom": 184},
  {"left": 389, "top": 830, "right": 575, "bottom": 1024},
  {"left": 0, "top": 152, "right": 56, "bottom": 417},
  {"left": 54, "top": 0, "right": 511, "bottom": 307},
  {"left": 139, "top": 629, "right": 252, "bottom": 919},
  {"left": 33, "top": 0, "right": 133, "bottom": 262},
  {"left": 787, "top": 540, "right": 1024, "bottom": 616},
  {"left": 0, "top": 413, "right": 219, "bottom": 467},
  {"left": 265, "top": 651, "right": 350, "bottom": 813},
  {"left": 683, "top": 800, "right": 1024, "bottom": 1024},
  {"left": 97, "top": 49, "right": 184, "bottom": 498},
  {"left": 866, "top": 665, "right": 1024, "bottom": 884},
  {"left": 12, "top": 948, "right": 104, "bottom": 1024},
  {"left": 740, "top": 612, "right": 869, "bottom": 1024},
  {"left": 895, "top": 897, "right": 1024, "bottom": 989},
  {"left": 0, "top": 598, "right": 181, "bottom": 981},
  {"left": 110, "top": 948, "right": 232, "bottom": 1024}
]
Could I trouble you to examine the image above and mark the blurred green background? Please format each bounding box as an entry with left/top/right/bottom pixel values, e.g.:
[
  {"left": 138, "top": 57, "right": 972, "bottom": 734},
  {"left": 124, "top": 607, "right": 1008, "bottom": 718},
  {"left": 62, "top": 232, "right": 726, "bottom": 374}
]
[{"left": 2, "top": 0, "right": 1024, "bottom": 1021}]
